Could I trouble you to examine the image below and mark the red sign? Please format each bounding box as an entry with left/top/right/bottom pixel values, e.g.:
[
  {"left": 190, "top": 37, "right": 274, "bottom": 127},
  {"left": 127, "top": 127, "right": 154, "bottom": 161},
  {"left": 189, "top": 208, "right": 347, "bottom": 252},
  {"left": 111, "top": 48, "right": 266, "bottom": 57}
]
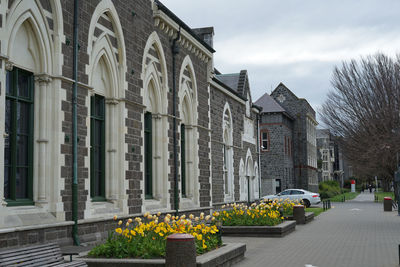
[{"left": 351, "top": 180, "right": 355, "bottom": 184}]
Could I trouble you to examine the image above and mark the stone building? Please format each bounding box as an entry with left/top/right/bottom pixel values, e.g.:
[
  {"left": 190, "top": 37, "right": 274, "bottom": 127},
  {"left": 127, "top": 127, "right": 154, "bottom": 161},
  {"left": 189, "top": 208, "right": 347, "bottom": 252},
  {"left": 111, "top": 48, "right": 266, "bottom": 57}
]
[
  {"left": 317, "top": 129, "right": 336, "bottom": 182},
  {"left": 211, "top": 69, "right": 260, "bottom": 204},
  {"left": 0, "top": 0, "right": 259, "bottom": 248},
  {"left": 317, "top": 130, "right": 352, "bottom": 186},
  {"left": 255, "top": 92, "right": 294, "bottom": 195},
  {"left": 255, "top": 83, "right": 318, "bottom": 195}
]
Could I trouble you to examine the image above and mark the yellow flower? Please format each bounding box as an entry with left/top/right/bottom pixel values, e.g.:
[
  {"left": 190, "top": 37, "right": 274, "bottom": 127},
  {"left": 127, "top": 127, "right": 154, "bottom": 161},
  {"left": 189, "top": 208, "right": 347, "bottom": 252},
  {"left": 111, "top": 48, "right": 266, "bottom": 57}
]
[
  {"left": 205, "top": 215, "right": 211, "bottom": 221},
  {"left": 118, "top": 220, "right": 122, "bottom": 226},
  {"left": 130, "top": 230, "right": 136, "bottom": 236},
  {"left": 115, "top": 228, "right": 122, "bottom": 234},
  {"left": 128, "top": 218, "right": 133, "bottom": 223},
  {"left": 113, "top": 215, "right": 118, "bottom": 221},
  {"left": 202, "top": 239, "right": 207, "bottom": 249},
  {"left": 126, "top": 222, "right": 130, "bottom": 227},
  {"left": 157, "top": 212, "right": 161, "bottom": 217},
  {"left": 189, "top": 214, "right": 195, "bottom": 220}
]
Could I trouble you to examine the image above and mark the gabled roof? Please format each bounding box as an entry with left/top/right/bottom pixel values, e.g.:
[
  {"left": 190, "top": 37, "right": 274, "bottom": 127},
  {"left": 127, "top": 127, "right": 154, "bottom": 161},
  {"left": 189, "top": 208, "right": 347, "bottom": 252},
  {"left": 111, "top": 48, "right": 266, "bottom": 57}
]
[
  {"left": 215, "top": 70, "right": 251, "bottom": 101},
  {"left": 255, "top": 92, "right": 286, "bottom": 113},
  {"left": 271, "top": 82, "right": 299, "bottom": 101},
  {"left": 216, "top": 73, "right": 240, "bottom": 93}
]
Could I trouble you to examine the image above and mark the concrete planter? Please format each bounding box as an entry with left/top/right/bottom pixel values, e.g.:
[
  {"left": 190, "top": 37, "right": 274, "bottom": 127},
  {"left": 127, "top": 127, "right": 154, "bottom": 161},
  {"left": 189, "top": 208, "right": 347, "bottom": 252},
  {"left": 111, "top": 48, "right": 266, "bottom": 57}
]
[
  {"left": 285, "top": 212, "right": 315, "bottom": 224},
  {"left": 80, "top": 243, "right": 246, "bottom": 267},
  {"left": 221, "top": 220, "right": 296, "bottom": 237}
]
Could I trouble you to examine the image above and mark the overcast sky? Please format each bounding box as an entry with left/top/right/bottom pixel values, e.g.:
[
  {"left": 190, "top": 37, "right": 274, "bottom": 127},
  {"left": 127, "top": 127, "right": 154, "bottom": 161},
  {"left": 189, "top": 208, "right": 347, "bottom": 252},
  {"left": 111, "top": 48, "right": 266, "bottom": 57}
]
[{"left": 161, "top": 0, "right": 400, "bottom": 119}]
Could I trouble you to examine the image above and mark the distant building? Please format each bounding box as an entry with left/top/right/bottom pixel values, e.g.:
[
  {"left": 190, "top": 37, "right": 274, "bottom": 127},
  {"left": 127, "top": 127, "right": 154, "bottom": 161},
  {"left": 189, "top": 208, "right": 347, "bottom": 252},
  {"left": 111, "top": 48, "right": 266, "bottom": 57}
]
[
  {"left": 255, "top": 83, "right": 318, "bottom": 195},
  {"left": 317, "top": 129, "right": 336, "bottom": 182},
  {"left": 255, "top": 92, "right": 294, "bottom": 195}
]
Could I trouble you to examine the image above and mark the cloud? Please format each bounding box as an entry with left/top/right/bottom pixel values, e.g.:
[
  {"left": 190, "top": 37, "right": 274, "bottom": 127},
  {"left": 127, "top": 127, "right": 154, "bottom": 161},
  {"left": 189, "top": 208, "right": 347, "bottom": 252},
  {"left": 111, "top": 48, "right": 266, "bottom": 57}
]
[
  {"left": 160, "top": 0, "right": 400, "bottom": 115},
  {"left": 214, "top": 28, "right": 400, "bottom": 66}
]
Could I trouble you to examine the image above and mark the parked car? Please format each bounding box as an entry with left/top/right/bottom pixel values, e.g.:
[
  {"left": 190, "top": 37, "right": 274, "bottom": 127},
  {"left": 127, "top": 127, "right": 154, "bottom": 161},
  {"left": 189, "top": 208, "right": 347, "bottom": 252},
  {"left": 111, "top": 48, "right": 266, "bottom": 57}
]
[{"left": 262, "top": 189, "right": 321, "bottom": 207}]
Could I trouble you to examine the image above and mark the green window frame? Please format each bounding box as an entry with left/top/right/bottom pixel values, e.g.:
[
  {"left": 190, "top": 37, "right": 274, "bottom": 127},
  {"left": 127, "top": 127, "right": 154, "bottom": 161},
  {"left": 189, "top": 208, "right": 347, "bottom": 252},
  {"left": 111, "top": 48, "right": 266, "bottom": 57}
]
[
  {"left": 144, "top": 112, "right": 153, "bottom": 199},
  {"left": 90, "top": 94, "right": 106, "bottom": 201},
  {"left": 4, "top": 68, "right": 34, "bottom": 206},
  {"left": 181, "top": 124, "right": 186, "bottom": 198}
]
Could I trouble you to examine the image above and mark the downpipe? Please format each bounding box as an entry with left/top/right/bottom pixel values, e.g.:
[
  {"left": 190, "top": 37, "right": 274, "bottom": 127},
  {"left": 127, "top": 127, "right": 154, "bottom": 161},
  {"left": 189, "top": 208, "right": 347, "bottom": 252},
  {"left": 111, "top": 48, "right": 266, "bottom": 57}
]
[
  {"left": 171, "top": 28, "right": 181, "bottom": 216},
  {"left": 72, "top": 0, "right": 80, "bottom": 246}
]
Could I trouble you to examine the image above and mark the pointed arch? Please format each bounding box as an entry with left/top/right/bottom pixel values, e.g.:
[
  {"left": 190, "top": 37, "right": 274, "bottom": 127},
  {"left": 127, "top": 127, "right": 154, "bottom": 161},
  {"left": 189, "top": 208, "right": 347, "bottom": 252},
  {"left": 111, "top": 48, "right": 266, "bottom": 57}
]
[
  {"left": 178, "top": 55, "right": 199, "bottom": 208},
  {"left": 239, "top": 158, "right": 247, "bottom": 201},
  {"left": 6, "top": 0, "right": 53, "bottom": 73},
  {"left": 245, "top": 148, "right": 255, "bottom": 201},
  {"left": 141, "top": 32, "right": 169, "bottom": 211},
  {"left": 179, "top": 55, "right": 198, "bottom": 125},
  {"left": 254, "top": 162, "right": 259, "bottom": 200},
  {"left": 1, "top": 0, "right": 66, "bottom": 221},
  {"left": 84, "top": 0, "right": 128, "bottom": 218},
  {"left": 86, "top": 0, "right": 127, "bottom": 98},
  {"left": 222, "top": 102, "right": 234, "bottom": 201}
]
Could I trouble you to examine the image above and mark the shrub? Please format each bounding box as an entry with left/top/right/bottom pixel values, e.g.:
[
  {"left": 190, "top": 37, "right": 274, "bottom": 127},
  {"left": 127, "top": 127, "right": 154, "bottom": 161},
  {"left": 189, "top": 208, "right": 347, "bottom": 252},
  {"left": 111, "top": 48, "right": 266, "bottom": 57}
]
[{"left": 319, "top": 180, "right": 341, "bottom": 199}]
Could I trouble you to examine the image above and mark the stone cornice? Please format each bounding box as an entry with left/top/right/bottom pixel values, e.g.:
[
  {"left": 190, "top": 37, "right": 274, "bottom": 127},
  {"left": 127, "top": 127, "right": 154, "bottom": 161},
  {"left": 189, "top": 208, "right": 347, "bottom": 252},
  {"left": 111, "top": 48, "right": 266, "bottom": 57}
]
[{"left": 152, "top": 5, "right": 213, "bottom": 63}]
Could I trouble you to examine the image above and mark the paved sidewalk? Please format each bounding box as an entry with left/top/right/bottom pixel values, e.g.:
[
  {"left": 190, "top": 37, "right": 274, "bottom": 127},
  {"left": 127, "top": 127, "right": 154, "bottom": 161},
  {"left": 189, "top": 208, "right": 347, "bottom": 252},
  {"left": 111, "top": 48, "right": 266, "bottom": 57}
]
[
  {"left": 225, "top": 193, "right": 400, "bottom": 267},
  {"left": 351, "top": 191, "right": 375, "bottom": 202}
]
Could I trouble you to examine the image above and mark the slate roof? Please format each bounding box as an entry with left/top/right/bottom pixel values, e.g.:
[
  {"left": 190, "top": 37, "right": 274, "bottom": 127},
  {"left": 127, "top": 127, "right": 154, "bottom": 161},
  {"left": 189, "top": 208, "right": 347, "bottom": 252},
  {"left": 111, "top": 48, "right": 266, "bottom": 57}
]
[
  {"left": 216, "top": 73, "right": 240, "bottom": 93},
  {"left": 255, "top": 92, "right": 286, "bottom": 113}
]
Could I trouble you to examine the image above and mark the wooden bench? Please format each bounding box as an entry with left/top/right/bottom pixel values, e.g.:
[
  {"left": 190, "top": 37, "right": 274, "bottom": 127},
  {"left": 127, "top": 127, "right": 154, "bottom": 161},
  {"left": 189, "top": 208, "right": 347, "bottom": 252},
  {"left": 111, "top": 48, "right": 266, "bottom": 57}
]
[{"left": 0, "top": 243, "right": 87, "bottom": 267}]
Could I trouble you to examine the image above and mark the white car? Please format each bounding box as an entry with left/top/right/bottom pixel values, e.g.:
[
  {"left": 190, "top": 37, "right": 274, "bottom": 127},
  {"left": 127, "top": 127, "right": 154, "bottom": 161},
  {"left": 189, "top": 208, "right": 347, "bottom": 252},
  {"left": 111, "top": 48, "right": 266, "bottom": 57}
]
[{"left": 262, "top": 189, "right": 321, "bottom": 208}]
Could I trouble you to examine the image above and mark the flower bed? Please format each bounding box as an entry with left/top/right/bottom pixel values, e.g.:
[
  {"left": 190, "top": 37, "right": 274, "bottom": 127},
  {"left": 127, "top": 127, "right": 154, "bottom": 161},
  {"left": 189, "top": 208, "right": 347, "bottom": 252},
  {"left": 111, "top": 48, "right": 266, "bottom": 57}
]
[
  {"left": 214, "top": 199, "right": 301, "bottom": 226},
  {"left": 213, "top": 201, "right": 300, "bottom": 237},
  {"left": 88, "top": 212, "right": 221, "bottom": 259},
  {"left": 81, "top": 243, "right": 246, "bottom": 267},
  {"left": 221, "top": 220, "right": 296, "bottom": 237}
]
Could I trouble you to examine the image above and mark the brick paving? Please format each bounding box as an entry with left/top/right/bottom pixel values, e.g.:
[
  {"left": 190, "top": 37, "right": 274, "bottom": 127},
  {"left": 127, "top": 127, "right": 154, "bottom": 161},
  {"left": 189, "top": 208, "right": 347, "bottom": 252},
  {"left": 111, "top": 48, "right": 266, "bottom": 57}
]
[{"left": 224, "top": 192, "right": 400, "bottom": 267}]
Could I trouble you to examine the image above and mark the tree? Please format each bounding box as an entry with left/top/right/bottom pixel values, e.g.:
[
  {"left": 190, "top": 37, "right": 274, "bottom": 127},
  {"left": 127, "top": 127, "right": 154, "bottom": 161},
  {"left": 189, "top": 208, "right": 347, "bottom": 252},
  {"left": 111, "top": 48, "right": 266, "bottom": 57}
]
[{"left": 321, "top": 53, "right": 400, "bottom": 191}]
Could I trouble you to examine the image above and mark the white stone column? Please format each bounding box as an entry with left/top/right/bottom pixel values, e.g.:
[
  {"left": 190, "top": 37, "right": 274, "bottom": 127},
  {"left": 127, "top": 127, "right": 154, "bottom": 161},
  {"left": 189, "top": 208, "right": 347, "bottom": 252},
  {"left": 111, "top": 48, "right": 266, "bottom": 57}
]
[
  {"left": 152, "top": 113, "right": 162, "bottom": 199},
  {"left": 35, "top": 74, "right": 51, "bottom": 203},
  {"left": 0, "top": 61, "right": 13, "bottom": 207},
  {"left": 106, "top": 99, "right": 118, "bottom": 201}
]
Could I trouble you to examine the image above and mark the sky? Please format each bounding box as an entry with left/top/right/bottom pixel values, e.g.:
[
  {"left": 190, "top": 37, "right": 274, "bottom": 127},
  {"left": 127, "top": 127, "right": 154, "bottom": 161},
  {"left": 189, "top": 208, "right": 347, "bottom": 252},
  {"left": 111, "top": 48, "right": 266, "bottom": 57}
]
[{"left": 160, "top": 0, "right": 400, "bottom": 120}]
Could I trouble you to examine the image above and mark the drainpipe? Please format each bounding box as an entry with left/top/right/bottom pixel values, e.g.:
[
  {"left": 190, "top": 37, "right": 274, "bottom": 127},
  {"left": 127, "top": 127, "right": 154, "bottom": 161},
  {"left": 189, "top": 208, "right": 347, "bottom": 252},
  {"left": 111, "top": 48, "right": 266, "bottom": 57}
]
[
  {"left": 247, "top": 176, "right": 250, "bottom": 205},
  {"left": 171, "top": 28, "right": 181, "bottom": 216},
  {"left": 72, "top": 0, "right": 80, "bottom": 246},
  {"left": 257, "top": 112, "right": 261, "bottom": 199}
]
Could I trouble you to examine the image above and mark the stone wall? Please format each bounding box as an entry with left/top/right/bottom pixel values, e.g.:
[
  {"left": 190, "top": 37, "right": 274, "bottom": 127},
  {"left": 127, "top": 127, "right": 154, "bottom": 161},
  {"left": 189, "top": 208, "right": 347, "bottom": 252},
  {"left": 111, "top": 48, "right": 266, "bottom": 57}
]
[
  {"left": 259, "top": 112, "right": 294, "bottom": 195},
  {"left": 210, "top": 83, "right": 259, "bottom": 203},
  {"left": 270, "top": 84, "right": 317, "bottom": 191}
]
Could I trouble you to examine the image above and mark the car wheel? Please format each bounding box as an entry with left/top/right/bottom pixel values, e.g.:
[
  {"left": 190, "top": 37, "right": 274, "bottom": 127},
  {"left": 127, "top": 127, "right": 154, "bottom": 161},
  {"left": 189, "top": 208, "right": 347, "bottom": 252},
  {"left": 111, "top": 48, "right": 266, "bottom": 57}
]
[{"left": 303, "top": 199, "right": 310, "bottom": 208}]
